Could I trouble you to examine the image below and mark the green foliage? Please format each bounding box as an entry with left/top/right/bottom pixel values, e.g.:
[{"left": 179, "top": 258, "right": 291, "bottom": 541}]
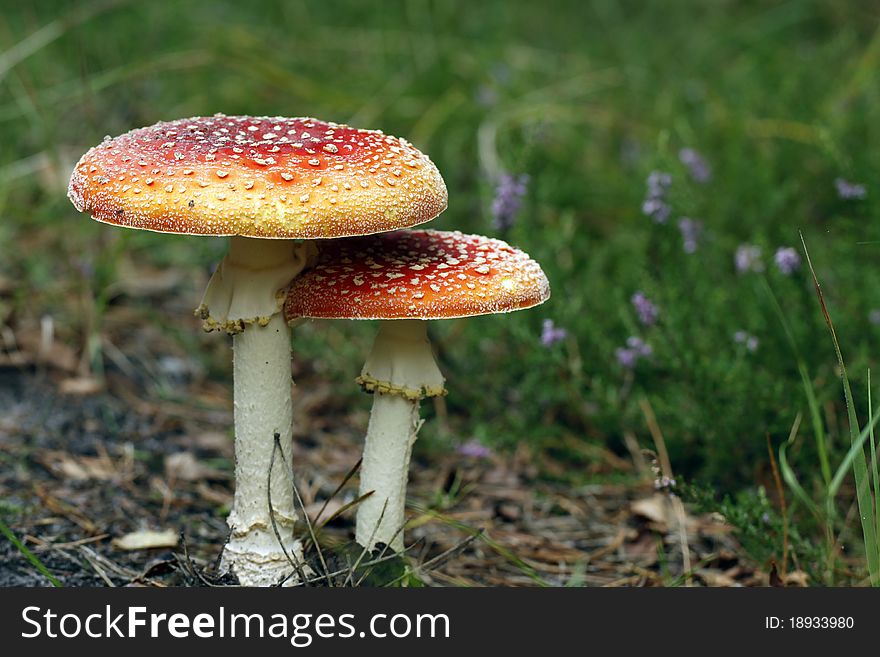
[{"left": 679, "top": 481, "right": 825, "bottom": 584}]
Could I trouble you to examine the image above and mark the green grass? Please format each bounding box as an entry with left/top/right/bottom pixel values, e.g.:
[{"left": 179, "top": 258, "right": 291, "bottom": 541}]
[
  {"left": 2, "top": 0, "right": 880, "bottom": 583},
  {"left": 0, "top": 515, "right": 61, "bottom": 586},
  {"left": 797, "top": 236, "right": 879, "bottom": 584}
]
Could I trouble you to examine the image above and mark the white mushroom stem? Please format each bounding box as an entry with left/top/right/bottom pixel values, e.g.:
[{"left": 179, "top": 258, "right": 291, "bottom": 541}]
[
  {"left": 199, "top": 236, "right": 315, "bottom": 586},
  {"left": 355, "top": 320, "right": 445, "bottom": 552}
]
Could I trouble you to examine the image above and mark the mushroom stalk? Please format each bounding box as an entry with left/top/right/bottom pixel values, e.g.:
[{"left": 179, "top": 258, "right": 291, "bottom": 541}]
[
  {"left": 223, "top": 312, "right": 302, "bottom": 585},
  {"left": 201, "top": 236, "right": 314, "bottom": 586},
  {"left": 355, "top": 320, "right": 445, "bottom": 551}
]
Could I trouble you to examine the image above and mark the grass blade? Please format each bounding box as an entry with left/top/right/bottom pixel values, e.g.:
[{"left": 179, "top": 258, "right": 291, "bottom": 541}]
[
  {"left": 828, "top": 400, "right": 880, "bottom": 497},
  {"left": 0, "top": 516, "right": 61, "bottom": 586},
  {"left": 869, "top": 372, "right": 880, "bottom": 576},
  {"left": 800, "top": 232, "right": 879, "bottom": 585},
  {"left": 760, "top": 277, "right": 832, "bottom": 485},
  {"left": 778, "top": 413, "right": 821, "bottom": 520}
]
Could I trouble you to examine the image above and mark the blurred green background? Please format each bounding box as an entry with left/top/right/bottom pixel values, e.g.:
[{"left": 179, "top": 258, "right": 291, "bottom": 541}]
[{"left": 2, "top": 0, "right": 880, "bottom": 579}]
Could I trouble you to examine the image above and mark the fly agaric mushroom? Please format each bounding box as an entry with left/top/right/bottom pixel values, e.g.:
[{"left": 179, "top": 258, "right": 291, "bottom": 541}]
[
  {"left": 284, "top": 230, "right": 550, "bottom": 551},
  {"left": 67, "top": 114, "right": 447, "bottom": 585}
]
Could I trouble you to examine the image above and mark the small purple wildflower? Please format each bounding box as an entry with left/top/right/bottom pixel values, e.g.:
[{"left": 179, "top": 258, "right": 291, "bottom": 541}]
[
  {"left": 646, "top": 171, "right": 672, "bottom": 197},
  {"left": 616, "top": 336, "right": 652, "bottom": 370},
  {"left": 491, "top": 173, "right": 529, "bottom": 232},
  {"left": 615, "top": 347, "right": 638, "bottom": 369},
  {"left": 678, "top": 148, "right": 712, "bottom": 183},
  {"left": 654, "top": 475, "right": 677, "bottom": 491},
  {"left": 631, "top": 292, "right": 659, "bottom": 327},
  {"left": 540, "top": 319, "right": 568, "bottom": 347},
  {"left": 626, "top": 336, "right": 653, "bottom": 357},
  {"left": 869, "top": 309, "right": 880, "bottom": 326},
  {"left": 641, "top": 198, "right": 672, "bottom": 224},
  {"left": 733, "top": 330, "right": 759, "bottom": 352},
  {"left": 456, "top": 440, "right": 492, "bottom": 459},
  {"left": 835, "top": 177, "right": 867, "bottom": 200},
  {"left": 642, "top": 171, "right": 673, "bottom": 223},
  {"left": 678, "top": 217, "right": 703, "bottom": 254},
  {"left": 774, "top": 247, "right": 801, "bottom": 275},
  {"left": 734, "top": 244, "right": 764, "bottom": 275}
]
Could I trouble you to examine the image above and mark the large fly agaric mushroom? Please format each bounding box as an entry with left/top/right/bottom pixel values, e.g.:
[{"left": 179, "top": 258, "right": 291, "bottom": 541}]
[
  {"left": 284, "top": 230, "right": 550, "bottom": 551},
  {"left": 67, "top": 114, "right": 447, "bottom": 585}
]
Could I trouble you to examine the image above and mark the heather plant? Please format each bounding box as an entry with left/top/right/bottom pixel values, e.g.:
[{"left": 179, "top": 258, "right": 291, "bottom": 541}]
[
  {"left": 678, "top": 479, "right": 826, "bottom": 582},
  {"left": 491, "top": 173, "right": 529, "bottom": 234}
]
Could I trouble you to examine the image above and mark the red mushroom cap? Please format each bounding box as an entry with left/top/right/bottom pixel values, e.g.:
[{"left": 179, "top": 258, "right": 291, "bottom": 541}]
[
  {"left": 284, "top": 230, "right": 550, "bottom": 321},
  {"left": 68, "top": 115, "right": 447, "bottom": 239}
]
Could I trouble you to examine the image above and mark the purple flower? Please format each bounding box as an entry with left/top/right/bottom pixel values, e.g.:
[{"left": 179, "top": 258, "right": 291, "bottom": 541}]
[
  {"left": 456, "top": 440, "right": 492, "bottom": 459},
  {"left": 646, "top": 171, "right": 672, "bottom": 197},
  {"left": 615, "top": 347, "right": 638, "bottom": 369},
  {"left": 733, "top": 330, "right": 759, "bottom": 352},
  {"left": 870, "top": 309, "right": 880, "bottom": 326},
  {"left": 642, "top": 171, "right": 673, "bottom": 223},
  {"left": 626, "top": 336, "right": 653, "bottom": 357},
  {"left": 678, "top": 217, "right": 703, "bottom": 253},
  {"left": 835, "top": 178, "right": 867, "bottom": 200},
  {"left": 540, "top": 319, "right": 568, "bottom": 347},
  {"left": 655, "top": 475, "right": 677, "bottom": 491},
  {"left": 491, "top": 173, "right": 529, "bottom": 232},
  {"left": 774, "top": 247, "right": 801, "bottom": 275},
  {"left": 617, "top": 336, "right": 652, "bottom": 370},
  {"left": 631, "top": 292, "right": 659, "bottom": 327},
  {"left": 734, "top": 244, "right": 764, "bottom": 274},
  {"left": 678, "top": 148, "right": 712, "bottom": 183},
  {"left": 641, "top": 198, "right": 672, "bottom": 224}
]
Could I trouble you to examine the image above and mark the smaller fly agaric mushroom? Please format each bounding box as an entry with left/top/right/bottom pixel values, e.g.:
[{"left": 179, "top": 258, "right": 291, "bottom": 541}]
[
  {"left": 284, "top": 230, "right": 550, "bottom": 551},
  {"left": 68, "top": 114, "right": 446, "bottom": 585}
]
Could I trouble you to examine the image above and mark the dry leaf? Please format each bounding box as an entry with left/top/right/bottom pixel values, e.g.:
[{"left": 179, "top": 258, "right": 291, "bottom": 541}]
[
  {"left": 113, "top": 529, "right": 178, "bottom": 551},
  {"left": 55, "top": 456, "right": 116, "bottom": 481},
  {"left": 59, "top": 377, "right": 103, "bottom": 395},
  {"left": 784, "top": 570, "right": 809, "bottom": 587},
  {"left": 697, "top": 568, "right": 738, "bottom": 587},
  {"left": 631, "top": 495, "right": 669, "bottom": 525}
]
